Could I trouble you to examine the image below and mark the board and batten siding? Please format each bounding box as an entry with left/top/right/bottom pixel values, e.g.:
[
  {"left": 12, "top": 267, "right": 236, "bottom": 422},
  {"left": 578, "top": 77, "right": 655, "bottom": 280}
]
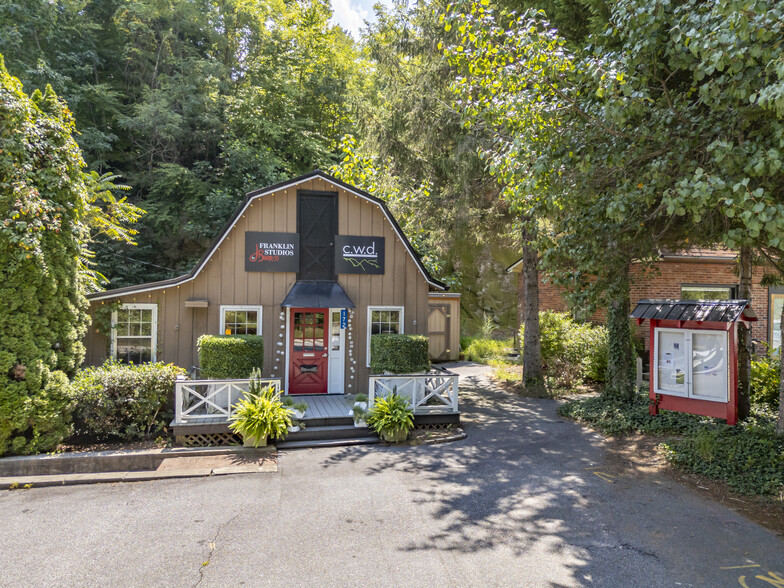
[{"left": 84, "top": 176, "right": 431, "bottom": 394}]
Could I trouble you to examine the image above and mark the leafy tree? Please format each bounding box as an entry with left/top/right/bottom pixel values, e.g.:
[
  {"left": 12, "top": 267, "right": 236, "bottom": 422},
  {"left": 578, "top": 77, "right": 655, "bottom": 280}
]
[
  {"left": 0, "top": 55, "right": 141, "bottom": 454},
  {"left": 349, "top": 0, "right": 521, "bottom": 336},
  {"left": 1, "top": 0, "right": 365, "bottom": 288},
  {"left": 443, "top": 0, "right": 784, "bottom": 411}
]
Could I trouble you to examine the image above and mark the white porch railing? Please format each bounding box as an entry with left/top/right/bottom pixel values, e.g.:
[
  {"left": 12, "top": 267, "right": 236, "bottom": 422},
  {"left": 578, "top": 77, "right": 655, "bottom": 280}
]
[
  {"left": 368, "top": 368, "right": 459, "bottom": 414},
  {"left": 175, "top": 378, "right": 282, "bottom": 424}
]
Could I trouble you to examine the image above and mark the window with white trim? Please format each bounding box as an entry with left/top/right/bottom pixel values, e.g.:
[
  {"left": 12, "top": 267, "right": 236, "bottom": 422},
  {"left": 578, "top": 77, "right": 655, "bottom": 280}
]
[
  {"left": 367, "top": 306, "right": 404, "bottom": 366},
  {"left": 112, "top": 303, "right": 157, "bottom": 363},
  {"left": 220, "top": 305, "right": 262, "bottom": 336}
]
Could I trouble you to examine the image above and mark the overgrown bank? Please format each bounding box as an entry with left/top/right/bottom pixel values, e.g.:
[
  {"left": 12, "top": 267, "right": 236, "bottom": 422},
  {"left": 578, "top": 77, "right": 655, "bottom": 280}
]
[{"left": 559, "top": 393, "right": 784, "bottom": 497}]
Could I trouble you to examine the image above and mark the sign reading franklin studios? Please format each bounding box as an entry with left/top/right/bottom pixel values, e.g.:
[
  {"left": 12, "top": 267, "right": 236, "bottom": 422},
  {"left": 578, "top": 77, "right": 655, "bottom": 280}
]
[{"left": 245, "top": 232, "right": 300, "bottom": 272}]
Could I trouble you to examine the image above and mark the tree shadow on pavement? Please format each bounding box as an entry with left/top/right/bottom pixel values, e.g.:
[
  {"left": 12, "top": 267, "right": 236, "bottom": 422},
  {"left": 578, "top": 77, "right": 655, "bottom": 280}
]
[{"left": 319, "top": 368, "right": 618, "bottom": 585}]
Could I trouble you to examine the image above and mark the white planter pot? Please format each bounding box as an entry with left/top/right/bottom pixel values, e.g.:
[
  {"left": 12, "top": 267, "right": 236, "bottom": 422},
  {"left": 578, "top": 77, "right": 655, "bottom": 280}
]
[
  {"left": 353, "top": 402, "right": 367, "bottom": 411},
  {"left": 353, "top": 419, "right": 366, "bottom": 428},
  {"left": 288, "top": 409, "right": 305, "bottom": 419},
  {"left": 287, "top": 425, "right": 300, "bottom": 433}
]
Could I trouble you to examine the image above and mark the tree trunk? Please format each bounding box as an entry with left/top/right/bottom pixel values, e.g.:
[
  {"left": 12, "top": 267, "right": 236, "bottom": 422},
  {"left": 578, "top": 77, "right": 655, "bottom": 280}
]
[
  {"left": 521, "top": 224, "right": 542, "bottom": 385},
  {"left": 737, "top": 246, "right": 753, "bottom": 421},
  {"left": 604, "top": 263, "right": 634, "bottom": 402},
  {"left": 778, "top": 302, "right": 784, "bottom": 436}
]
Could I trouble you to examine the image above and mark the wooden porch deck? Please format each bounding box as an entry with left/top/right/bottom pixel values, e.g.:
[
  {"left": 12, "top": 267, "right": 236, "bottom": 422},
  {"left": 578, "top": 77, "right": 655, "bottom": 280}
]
[
  {"left": 173, "top": 394, "right": 354, "bottom": 426},
  {"left": 293, "top": 394, "right": 354, "bottom": 419}
]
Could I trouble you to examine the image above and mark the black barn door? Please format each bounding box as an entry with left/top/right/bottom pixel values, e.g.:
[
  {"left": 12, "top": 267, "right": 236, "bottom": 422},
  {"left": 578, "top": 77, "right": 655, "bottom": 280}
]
[{"left": 298, "top": 192, "right": 337, "bottom": 281}]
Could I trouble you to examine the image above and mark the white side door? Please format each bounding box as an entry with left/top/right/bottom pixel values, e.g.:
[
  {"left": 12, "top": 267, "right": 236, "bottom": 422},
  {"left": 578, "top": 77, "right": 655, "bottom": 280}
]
[{"left": 328, "top": 309, "right": 346, "bottom": 394}]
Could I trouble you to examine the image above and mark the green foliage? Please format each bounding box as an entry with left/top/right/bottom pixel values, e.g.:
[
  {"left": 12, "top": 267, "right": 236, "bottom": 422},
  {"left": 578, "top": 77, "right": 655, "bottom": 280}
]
[
  {"left": 70, "top": 360, "right": 185, "bottom": 441},
  {"left": 367, "top": 392, "right": 414, "bottom": 440},
  {"left": 441, "top": 0, "right": 784, "bottom": 408},
  {"left": 0, "top": 0, "right": 365, "bottom": 289},
  {"left": 751, "top": 353, "right": 780, "bottom": 409},
  {"left": 197, "top": 335, "right": 264, "bottom": 380},
  {"left": 521, "top": 312, "right": 608, "bottom": 385},
  {"left": 353, "top": 404, "right": 368, "bottom": 422},
  {"left": 0, "top": 52, "right": 141, "bottom": 455},
  {"left": 461, "top": 337, "right": 512, "bottom": 363},
  {"left": 370, "top": 334, "right": 430, "bottom": 374},
  {"left": 229, "top": 378, "right": 291, "bottom": 446},
  {"left": 559, "top": 393, "right": 784, "bottom": 495},
  {"left": 332, "top": 0, "right": 521, "bottom": 331},
  {"left": 0, "top": 56, "right": 87, "bottom": 455}
]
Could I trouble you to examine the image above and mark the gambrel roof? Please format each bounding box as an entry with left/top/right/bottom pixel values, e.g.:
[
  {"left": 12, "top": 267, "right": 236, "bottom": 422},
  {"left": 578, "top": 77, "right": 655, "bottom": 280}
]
[{"left": 89, "top": 170, "right": 446, "bottom": 301}]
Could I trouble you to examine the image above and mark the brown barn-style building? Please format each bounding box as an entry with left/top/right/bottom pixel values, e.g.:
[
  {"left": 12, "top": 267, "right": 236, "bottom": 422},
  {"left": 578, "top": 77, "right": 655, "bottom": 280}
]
[
  {"left": 508, "top": 249, "right": 782, "bottom": 350},
  {"left": 84, "top": 171, "right": 460, "bottom": 396}
]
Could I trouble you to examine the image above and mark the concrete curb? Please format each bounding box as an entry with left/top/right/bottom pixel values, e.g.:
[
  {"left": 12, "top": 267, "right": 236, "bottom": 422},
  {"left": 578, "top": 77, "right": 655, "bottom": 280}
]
[
  {"left": 0, "top": 459, "right": 278, "bottom": 490},
  {"left": 0, "top": 445, "right": 274, "bottom": 477}
]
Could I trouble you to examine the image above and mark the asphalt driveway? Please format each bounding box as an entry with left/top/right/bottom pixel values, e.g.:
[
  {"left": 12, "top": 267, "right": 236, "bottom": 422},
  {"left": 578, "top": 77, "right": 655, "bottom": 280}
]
[{"left": 1, "top": 362, "right": 782, "bottom": 587}]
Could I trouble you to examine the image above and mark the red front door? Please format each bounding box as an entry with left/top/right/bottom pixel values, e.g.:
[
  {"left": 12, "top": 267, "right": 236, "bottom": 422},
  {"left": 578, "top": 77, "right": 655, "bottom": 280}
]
[{"left": 289, "top": 308, "right": 329, "bottom": 394}]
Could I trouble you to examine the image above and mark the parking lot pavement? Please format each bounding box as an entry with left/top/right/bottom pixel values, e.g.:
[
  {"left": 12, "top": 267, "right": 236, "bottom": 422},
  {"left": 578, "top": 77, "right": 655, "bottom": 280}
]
[{"left": 1, "top": 362, "right": 782, "bottom": 587}]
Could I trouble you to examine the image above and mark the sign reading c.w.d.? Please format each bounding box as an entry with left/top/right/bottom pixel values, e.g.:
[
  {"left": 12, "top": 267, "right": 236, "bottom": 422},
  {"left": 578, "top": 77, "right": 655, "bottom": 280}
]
[
  {"left": 245, "top": 232, "right": 299, "bottom": 272},
  {"left": 335, "top": 235, "right": 385, "bottom": 275}
]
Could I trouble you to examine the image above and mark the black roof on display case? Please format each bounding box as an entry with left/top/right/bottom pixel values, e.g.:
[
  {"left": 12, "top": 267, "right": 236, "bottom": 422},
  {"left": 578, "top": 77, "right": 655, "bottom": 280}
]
[{"left": 630, "top": 299, "right": 757, "bottom": 323}]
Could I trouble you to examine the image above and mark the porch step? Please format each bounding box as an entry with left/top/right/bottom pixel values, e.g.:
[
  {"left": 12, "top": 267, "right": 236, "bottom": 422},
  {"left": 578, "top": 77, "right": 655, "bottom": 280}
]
[
  {"left": 300, "top": 415, "right": 353, "bottom": 427},
  {"left": 285, "top": 424, "right": 377, "bottom": 442},
  {"left": 276, "top": 437, "right": 381, "bottom": 450}
]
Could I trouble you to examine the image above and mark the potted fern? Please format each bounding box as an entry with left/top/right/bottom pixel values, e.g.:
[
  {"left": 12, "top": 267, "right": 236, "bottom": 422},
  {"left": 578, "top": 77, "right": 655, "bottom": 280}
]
[
  {"left": 229, "top": 372, "right": 291, "bottom": 447},
  {"left": 282, "top": 396, "right": 308, "bottom": 419},
  {"left": 352, "top": 404, "right": 368, "bottom": 428},
  {"left": 353, "top": 393, "right": 368, "bottom": 411},
  {"left": 366, "top": 391, "right": 414, "bottom": 443}
]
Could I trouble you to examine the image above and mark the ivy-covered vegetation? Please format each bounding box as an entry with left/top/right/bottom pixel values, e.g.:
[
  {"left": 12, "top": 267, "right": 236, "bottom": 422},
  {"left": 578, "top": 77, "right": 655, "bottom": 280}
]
[
  {"left": 0, "top": 55, "right": 141, "bottom": 455},
  {"left": 198, "top": 335, "right": 264, "bottom": 379},
  {"left": 370, "top": 334, "right": 430, "bottom": 374},
  {"left": 559, "top": 394, "right": 784, "bottom": 496},
  {"left": 70, "top": 360, "right": 185, "bottom": 441}
]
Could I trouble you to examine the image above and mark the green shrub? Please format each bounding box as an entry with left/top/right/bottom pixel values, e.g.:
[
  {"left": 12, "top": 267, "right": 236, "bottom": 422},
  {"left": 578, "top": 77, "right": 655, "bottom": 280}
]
[
  {"left": 559, "top": 393, "right": 784, "bottom": 495},
  {"left": 370, "top": 334, "right": 430, "bottom": 374},
  {"left": 461, "top": 337, "right": 512, "bottom": 362},
  {"left": 198, "top": 334, "right": 264, "bottom": 379},
  {"left": 751, "top": 353, "right": 780, "bottom": 408},
  {"left": 70, "top": 360, "right": 185, "bottom": 441},
  {"left": 520, "top": 312, "right": 609, "bottom": 384}
]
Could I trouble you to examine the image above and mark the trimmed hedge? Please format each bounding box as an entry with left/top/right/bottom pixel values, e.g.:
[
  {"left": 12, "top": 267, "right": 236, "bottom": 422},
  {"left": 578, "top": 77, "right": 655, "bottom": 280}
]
[
  {"left": 198, "top": 334, "right": 264, "bottom": 379},
  {"left": 70, "top": 360, "right": 185, "bottom": 441},
  {"left": 370, "top": 334, "right": 430, "bottom": 374}
]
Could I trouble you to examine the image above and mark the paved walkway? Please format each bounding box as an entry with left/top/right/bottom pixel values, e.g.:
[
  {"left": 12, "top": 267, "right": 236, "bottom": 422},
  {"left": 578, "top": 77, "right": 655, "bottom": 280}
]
[{"left": 0, "top": 362, "right": 782, "bottom": 587}]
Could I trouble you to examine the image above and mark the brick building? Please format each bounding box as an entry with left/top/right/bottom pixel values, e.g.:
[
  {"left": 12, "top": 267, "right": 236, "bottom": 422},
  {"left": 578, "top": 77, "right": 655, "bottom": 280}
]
[{"left": 508, "top": 249, "right": 783, "bottom": 350}]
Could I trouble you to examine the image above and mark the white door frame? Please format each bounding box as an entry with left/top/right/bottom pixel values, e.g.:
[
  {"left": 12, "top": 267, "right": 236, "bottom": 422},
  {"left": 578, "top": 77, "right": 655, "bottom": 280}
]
[{"left": 328, "top": 308, "right": 346, "bottom": 394}]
